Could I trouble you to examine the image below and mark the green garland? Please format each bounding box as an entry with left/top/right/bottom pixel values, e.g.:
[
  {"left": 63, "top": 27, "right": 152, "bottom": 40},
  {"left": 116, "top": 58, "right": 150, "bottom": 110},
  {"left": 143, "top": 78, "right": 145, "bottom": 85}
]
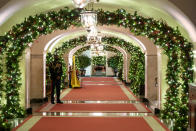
[
  {"left": 75, "top": 45, "right": 121, "bottom": 55},
  {"left": 47, "top": 40, "right": 123, "bottom": 76},
  {"left": 75, "top": 46, "right": 90, "bottom": 56},
  {"left": 117, "top": 53, "right": 123, "bottom": 80},
  {"left": 74, "top": 46, "right": 91, "bottom": 69},
  {"left": 0, "top": 7, "right": 193, "bottom": 130},
  {"left": 107, "top": 55, "right": 121, "bottom": 70},
  {"left": 104, "top": 46, "right": 119, "bottom": 53},
  {"left": 129, "top": 48, "right": 145, "bottom": 95},
  {"left": 0, "top": 51, "right": 11, "bottom": 130},
  {"left": 75, "top": 45, "right": 123, "bottom": 73},
  {"left": 104, "top": 46, "right": 123, "bottom": 79},
  {"left": 107, "top": 55, "right": 123, "bottom": 79},
  {"left": 0, "top": 53, "right": 3, "bottom": 128},
  {"left": 102, "top": 37, "right": 144, "bottom": 94},
  {"left": 48, "top": 37, "right": 138, "bottom": 84},
  {"left": 0, "top": 8, "right": 81, "bottom": 129},
  {"left": 92, "top": 56, "right": 106, "bottom": 66}
]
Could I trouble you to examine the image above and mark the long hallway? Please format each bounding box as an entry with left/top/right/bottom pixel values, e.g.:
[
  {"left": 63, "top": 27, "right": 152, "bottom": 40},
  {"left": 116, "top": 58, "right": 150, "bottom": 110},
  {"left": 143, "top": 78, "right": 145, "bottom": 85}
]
[{"left": 13, "top": 77, "right": 169, "bottom": 131}]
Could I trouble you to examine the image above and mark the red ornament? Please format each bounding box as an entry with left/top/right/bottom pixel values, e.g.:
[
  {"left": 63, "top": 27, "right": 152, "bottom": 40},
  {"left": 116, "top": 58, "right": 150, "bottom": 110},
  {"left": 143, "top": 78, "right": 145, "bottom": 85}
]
[
  {"left": 153, "top": 30, "right": 160, "bottom": 35},
  {"left": 8, "top": 77, "right": 12, "bottom": 81}
]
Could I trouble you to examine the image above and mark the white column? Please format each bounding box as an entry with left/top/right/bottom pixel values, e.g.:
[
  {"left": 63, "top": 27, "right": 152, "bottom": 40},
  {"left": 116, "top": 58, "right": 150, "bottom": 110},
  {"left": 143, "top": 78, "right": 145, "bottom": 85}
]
[
  {"left": 123, "top": 53, "right": 127, "bottom": 81},
  {"left": 30, "top": 54, "right": 44, "bottom": 99},
  {"left": 43, "top": 51, "right": 47, "bottom": 98},
  {"left": 193, "top": 42, "right": 196, "bottom": 83},
  {"left": 25, "top": 48, "right": 31, "bottom": 108},
  {"left": 157, "top": 46, "right": 162, "bottom": 109},
  {"left": 126, "top": 53, "right": 131, "bottom": 83},
  {"left": 145, "top": 54, "right": 158, "bottom": 101}
]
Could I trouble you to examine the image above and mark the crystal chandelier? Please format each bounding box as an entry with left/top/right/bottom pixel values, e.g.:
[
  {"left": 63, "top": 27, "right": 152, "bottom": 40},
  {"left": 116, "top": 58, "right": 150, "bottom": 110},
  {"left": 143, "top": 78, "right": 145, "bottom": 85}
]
[
  {"left": 90, "top": 35, "right": 105, "bottom": 56},
  {"left": 72, "top": 0, "right": 98, "bottom": 8},
  {"left": 91, "top": 50, "right": 105, "bottom": 56},
  {"left": 87, "top": 29, "right": 102, "bottom": 45},
  {"left": 71, "top": 0, "right": 103, "bottom": 56},
  {"left": 80, "top": 10, "right": 97, "bottom": 30},
  {"left": 72, "top": 0, "right": 88, "bottom": 8},
  {"left": 90, "top": 44, "right": 103, "bottom": 51},
  {"left": 87, "top": 26, "right": 97, "bottom": 40},
  {"left": 97, "top": 45, "right": 103, "bottom": 51}
]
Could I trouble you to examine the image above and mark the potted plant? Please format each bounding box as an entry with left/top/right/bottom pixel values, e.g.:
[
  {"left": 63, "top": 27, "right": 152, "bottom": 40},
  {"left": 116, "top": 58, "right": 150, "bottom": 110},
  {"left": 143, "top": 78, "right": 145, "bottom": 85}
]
[{"left": 76, "top": 55, "right": 91, "bottom": 76}]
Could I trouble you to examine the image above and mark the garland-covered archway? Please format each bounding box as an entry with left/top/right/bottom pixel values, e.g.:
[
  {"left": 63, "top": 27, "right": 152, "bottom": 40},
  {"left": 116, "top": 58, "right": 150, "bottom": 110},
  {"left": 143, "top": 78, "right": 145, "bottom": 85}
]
[
  {"left": 69, "top": 44, "right": 124, "bottom": 78},
  {"left": 46, "top": 37, "right": 142, "bottom": 92},
  {"left": 69, "top": 44, "right": 127, "bottom": 79},
  {"left": 0, "top": 7, "right": 193, "bottom": 130},
  {"left": 46, "top": 43, "right": 125, "bottom": 88}
]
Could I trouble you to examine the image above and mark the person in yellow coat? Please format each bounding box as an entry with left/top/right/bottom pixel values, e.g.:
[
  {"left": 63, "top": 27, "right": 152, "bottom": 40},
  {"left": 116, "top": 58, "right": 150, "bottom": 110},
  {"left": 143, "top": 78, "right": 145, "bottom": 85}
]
[{"left": 71, "top": 56, "right": 81, "bottom": 88}]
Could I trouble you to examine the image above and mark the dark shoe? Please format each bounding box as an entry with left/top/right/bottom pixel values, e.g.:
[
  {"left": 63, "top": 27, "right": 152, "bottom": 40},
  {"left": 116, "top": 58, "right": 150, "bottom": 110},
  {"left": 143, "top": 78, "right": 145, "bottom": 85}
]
[
  {"left": 51, "top": 101, "right": 55, "bottom": 104},
  {"left": 57, "top": 100, "right": 63, "bottom": 104}
]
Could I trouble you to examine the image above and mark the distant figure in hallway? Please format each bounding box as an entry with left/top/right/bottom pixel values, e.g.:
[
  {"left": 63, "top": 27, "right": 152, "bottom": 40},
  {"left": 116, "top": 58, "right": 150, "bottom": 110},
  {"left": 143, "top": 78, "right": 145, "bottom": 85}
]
[
  {"left": 49, "top": 55, "right": 63, "bottom": 104},
  {"left": 68, "top": 65, "right": 72, "bottom": 88}
]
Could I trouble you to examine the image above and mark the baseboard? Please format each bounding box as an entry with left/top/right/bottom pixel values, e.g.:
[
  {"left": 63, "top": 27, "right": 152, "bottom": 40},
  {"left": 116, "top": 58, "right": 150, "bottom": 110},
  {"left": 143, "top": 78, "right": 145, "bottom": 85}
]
[
  {"left": 64, "top": 82, "right": 68, "bottom": 85},
  {"left": 26, "top": 107, "right": 32, "bottom": 114},
  {"left": 81, "top": 75, "right": 118, "bottom": 77},
  {"left": 81, "top": 75, "right": 91, "bottom": 77},
  {"left": 123, "top": 81, "right": 131, "bottom": 86},
  {"left": 143, "top": 98, "right": 161, "bottom": 115},
  {"left": 154, "top": 108, "right": 160, "bottom": 115},
  {"left": 30, "top": 97, "right": 48, "bottom": 104},
  {"left": 187, "top": 127, "right": 194, "bottom": 131},
  {"left": 106, "top": 75, "right": 115, "bottom": 77},
  {"left": 142, "top": 97, "right": 150, "bottom": 104}
]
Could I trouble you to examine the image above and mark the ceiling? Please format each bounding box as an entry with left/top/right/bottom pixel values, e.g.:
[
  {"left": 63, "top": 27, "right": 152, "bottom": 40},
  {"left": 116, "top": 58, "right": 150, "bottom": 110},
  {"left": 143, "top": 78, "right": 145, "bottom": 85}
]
[{"left": 0, "top": 0, "right": 195, "bottom": 42}]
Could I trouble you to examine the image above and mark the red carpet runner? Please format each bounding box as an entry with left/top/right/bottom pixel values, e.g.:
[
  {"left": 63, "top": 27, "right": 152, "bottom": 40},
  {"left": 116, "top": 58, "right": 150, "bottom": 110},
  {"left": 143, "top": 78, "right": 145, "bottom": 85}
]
[
  {"left": 82, "top": 81, "right": 119, "bottom": 84},
  {"left": 62, "top": 85, "right": 130, "bottom": 101},
  {"left": 51, "top": 103, "right": 138, "bottom": 112},
  {"left": 30, "top": 117, "right": 155, "bottom": 131},
  {"left": 13, "top": 77, "right": 170, "bottom": 131},
  {"left": 82, "top": 77, "right": 115, "bottom": 81},
  {"left": 38, "top": 103, "right": 151, "bottom": 112}
]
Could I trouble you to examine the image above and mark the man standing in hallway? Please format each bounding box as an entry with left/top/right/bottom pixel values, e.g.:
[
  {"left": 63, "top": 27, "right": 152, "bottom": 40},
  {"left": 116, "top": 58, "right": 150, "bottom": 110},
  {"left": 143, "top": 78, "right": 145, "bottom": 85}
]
[
  {"left": 68, "top": 64, "right": 72, "bottom": 88},
  {"left": 49, "top": 55, "right": 63, "bottom": 104}
]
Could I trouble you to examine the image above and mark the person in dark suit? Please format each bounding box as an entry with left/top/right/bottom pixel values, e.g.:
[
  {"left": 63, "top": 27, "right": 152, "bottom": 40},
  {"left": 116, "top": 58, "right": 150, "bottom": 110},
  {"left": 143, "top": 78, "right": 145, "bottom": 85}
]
[
  {"left": 49, "top": 55, "right": 63, "bottom": 104},
  {"left": 68, "top": 65, "right": 72, "bottom": 88}
]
